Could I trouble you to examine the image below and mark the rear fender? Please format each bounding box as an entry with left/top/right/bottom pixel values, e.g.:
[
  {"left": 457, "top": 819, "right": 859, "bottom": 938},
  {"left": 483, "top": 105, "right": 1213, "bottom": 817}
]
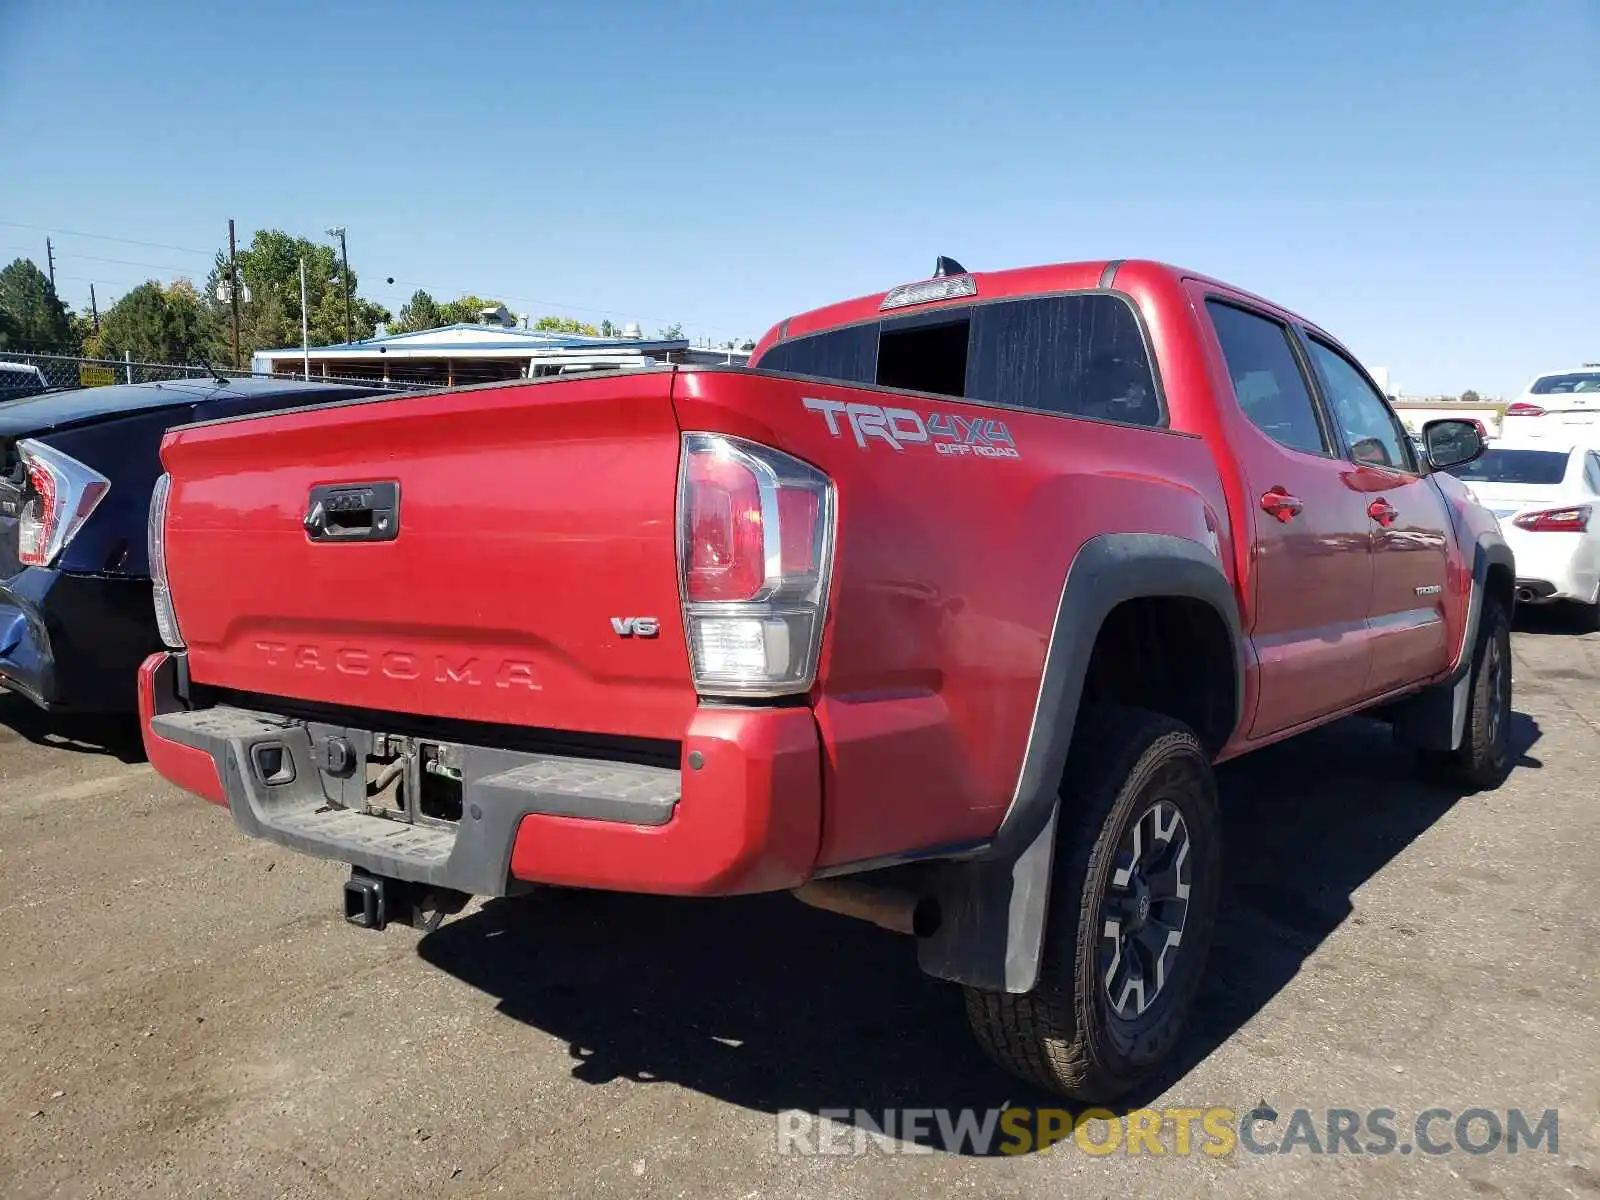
[{"left": 916, "top": 533, "right": 1243, "bottom": 993}]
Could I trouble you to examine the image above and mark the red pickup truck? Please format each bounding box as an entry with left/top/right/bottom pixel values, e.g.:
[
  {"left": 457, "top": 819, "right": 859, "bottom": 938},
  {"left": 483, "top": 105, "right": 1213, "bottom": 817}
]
[{"left": 139, "top": 258, "right": 1513, "bottom": 1101}]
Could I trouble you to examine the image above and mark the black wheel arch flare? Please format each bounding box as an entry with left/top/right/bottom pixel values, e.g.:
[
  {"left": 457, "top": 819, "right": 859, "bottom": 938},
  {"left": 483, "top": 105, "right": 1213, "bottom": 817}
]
[{"left": 917, "top": 532, "right": 1243, "bottom": 994}]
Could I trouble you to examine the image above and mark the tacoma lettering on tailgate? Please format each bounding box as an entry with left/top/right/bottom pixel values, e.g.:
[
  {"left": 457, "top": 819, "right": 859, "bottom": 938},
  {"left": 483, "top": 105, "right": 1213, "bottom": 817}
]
[{"left": 253, "top": 641, "right": 540, "bottom": 689}]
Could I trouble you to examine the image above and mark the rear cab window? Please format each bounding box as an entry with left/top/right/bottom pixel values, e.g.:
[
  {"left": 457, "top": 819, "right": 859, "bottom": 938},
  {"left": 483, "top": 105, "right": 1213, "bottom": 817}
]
[{"left": 756, "top": 293, "right": 1163, "bottom": 427}]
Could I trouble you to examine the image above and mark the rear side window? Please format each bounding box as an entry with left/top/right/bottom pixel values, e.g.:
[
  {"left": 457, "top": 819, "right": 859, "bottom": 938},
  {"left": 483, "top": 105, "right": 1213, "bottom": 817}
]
[
  {"left": 754, "top": 294, "right": 1162, "bottom": 426},
  {"left": 1205, "top": 301, "right": 1327, "bottom": 455},
  {"left": 1452, "top": 449, "right": 1570, "bottom": 485},
  {"left": 1587, "top": 454, "right": 1600, "bottom": 494},
  {"left": 757, "top": 324, "right": 877, "bottom": 385}
]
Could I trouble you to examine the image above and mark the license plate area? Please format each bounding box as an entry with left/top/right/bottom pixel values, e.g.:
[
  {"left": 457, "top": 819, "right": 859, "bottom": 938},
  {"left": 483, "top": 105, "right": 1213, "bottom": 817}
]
[{"left": 363, "top": 734, "right": 464, "bottom": 829}]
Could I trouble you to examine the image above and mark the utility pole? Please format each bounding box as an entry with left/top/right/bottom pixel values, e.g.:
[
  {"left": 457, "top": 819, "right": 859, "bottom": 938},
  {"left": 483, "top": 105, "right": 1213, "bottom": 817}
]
[
  {"left": 327, "top": 226, "right": 351, "bottom": 343},
  {"left": 45, "top": 238, "right": 55, "bottom": 289},
  {"left": 299, "top": 257, "right": 310, "bottom": 380},
  {"left": 228, "top": 219, "right": 242, "bottom": 372},
  {"left": 89, "top": 284, "right": 99, "bottom": 333}
]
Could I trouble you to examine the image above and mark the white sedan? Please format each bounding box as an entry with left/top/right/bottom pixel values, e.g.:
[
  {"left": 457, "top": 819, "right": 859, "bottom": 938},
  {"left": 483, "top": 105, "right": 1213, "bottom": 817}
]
[
  {"left": 1451, "top": 443, "right": 1600, "bottom": 626},
  {"left": 1501, "top": 366, "right": 1600, "bottom": 445}
]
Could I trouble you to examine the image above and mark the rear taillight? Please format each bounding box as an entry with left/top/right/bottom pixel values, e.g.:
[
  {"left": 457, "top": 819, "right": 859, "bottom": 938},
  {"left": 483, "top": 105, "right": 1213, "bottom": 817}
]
[
  {"left": 148, "top": 472, "right": 184, "bottom": 649},
  {"left": 16, "top": 439, "right": 110, "bottom": 568},
  {"left": 1505, "top": 402, "right": 1546, "bottom": 417},
  {"left": 683, "top": 449, "right": 768, "bottom": 601},
  {"left": 1513, "top": 505, "right": 1590, "bottom": 533},
  {"left": 677, "top": 433, "right": 834, "bottom": 696}
]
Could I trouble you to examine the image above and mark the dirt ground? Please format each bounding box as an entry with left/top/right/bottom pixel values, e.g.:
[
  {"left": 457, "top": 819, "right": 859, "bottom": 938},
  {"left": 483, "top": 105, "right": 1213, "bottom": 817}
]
[{"left": 1, "top": 612, "right": 1597, "bottom": 1199}]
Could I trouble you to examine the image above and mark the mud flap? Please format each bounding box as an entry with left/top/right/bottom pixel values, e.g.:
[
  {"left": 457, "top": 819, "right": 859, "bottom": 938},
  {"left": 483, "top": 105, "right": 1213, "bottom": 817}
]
[
  {"left": 918, "top": 804, "right": 1059, "bottom": 994},
  {"left": 1391, "top": 537, "right": 1512, "bottom": 753},
  {"left": 1390, "top": 669, "right": 1476, "bottom": 752}
]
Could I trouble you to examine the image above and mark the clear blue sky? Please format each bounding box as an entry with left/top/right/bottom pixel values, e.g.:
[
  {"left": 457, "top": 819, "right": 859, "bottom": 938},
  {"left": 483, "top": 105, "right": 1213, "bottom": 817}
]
[{"left": 1, "top": 0, "right": 1594, "bottom": 396}]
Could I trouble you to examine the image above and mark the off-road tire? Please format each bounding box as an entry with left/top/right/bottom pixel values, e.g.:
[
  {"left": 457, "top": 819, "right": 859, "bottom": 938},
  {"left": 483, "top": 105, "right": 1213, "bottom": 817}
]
[
  {"left": 1420, "top": 597, "right": 1513, "bottom": 791},
  {"left": 963, "top": 705, "right": 1221, "bottom": 1101}
]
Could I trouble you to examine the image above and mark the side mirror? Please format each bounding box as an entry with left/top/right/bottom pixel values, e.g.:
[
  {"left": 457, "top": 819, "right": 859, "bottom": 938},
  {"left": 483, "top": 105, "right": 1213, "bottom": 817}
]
[{"left": 1422, "top": 418, "right": 1486, "bottom": 472}]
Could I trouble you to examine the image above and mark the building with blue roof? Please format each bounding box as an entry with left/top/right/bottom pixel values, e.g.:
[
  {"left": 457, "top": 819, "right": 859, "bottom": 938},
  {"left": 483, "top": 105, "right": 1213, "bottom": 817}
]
[{"left": 251, "top": 310, "right": 749, "bottom": 387}]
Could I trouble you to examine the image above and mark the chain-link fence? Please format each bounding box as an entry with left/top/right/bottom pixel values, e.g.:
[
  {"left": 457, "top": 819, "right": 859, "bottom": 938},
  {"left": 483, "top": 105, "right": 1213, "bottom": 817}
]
[
  {"left": 0, "top": 350, "right": 213, "bottom": 391},
  {"left": 0, "top": 350, "right": 425, "bottom": 395}
]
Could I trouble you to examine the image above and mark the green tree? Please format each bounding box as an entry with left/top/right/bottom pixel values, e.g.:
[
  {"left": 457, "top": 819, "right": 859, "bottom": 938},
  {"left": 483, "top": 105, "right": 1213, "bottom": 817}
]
[
  {"left": 0, "top": 258, "right": 76, "bottom": 352},
  {"left": 0, "top": 304, "right": 18, "bottom": 351},
  {"left": 534, "top": 315, "right": 600, "bottom": 336},
  {"left": 599, "top": 319, "right": 618, "bottom": 337},
  {"left": 658, "top": 323, "right": 684, "bottom": 340},
  {"left": 99, "top": 280, "right": 216, "bottom": 365},
  {"left": 435, "top": 295, "right": 504, "bottom": 325},
  {"left": 1460, "top": 389, "right": 1483, "bottom": 404},
  {"left": 391, "top": 289, "right": 443, "bottom": 334},
  {"left": 70, "top": 309, "right": 101, "bottom": 358},
  {"left": 202, "top": 230, "right": 390, "bottom": 364}
]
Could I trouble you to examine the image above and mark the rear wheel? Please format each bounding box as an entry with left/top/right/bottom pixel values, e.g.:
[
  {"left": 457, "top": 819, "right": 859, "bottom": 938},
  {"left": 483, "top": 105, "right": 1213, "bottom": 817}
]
[
  {"left": 963, "top": 706, "right": 1221, "bottom": 1101},
  {"left": 1421, "top": 597, "right": 1513, "bottom": 790}
]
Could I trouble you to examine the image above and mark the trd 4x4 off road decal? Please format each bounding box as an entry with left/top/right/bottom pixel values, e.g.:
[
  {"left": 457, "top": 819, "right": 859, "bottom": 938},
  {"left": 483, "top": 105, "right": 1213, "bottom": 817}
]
[{"left": 803, "top": 397, "right": 1020, "bottom": 459}]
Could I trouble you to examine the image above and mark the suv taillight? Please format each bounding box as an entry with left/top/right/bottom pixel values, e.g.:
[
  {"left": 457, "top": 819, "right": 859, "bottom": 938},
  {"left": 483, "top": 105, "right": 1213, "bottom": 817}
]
[
  {"left": 1513, "top": 505, "right": 1590, "bottom": 533},
  {"left": 1505, "top": 401, "right": 1546, "bottom": 417},
  {"left": 677, "top": 433, "right": 834, "bottom": 696},
  {"left": 148, "top": 472, "right": 184, "bottom": 649},
  {"left": 16, "top": 439, "right": 110, "bottom": 568}
]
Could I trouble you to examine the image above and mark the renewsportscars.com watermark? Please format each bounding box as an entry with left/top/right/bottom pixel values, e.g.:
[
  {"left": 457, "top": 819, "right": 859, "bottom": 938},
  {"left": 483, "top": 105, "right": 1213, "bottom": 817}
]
[{"left": 775, "top": 1105, "right": 1560, "bottom": 1158}]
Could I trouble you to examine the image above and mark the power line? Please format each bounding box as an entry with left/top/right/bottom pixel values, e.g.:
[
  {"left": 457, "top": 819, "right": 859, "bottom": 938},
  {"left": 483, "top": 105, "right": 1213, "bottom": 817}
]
[
  {"left": 0, "top": 242, "right": 210, "bottom": 276},
  {"left": 0, "top": 219, "right": 213, "bottom": 256}
]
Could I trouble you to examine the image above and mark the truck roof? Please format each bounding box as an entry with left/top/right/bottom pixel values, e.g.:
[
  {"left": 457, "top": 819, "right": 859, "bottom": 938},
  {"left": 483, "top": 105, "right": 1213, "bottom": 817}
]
[{"left": 752, "top": 258, "right": 1333, "bottom": 360}]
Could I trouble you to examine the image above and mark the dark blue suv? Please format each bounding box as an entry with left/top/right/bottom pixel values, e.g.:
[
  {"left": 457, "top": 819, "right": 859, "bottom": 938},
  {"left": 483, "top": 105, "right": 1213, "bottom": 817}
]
[{"left": 0, "top": 376, "right": 389, "bottom": 711}]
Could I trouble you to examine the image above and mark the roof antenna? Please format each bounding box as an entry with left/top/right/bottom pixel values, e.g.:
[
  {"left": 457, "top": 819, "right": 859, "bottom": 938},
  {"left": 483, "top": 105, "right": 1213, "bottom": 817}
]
[
  {"left": 933, "top": 256, "right": 967, "bottom": 278},
  {"left": 192, "top": 356, "right": 228, "bottom": 386}
]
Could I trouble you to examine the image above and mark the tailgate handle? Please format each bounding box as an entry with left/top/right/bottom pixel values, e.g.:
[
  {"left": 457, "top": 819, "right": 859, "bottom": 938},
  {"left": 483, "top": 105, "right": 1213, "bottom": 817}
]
[{"left": 305, "top": 482, "right": 400, "bottom": 543}]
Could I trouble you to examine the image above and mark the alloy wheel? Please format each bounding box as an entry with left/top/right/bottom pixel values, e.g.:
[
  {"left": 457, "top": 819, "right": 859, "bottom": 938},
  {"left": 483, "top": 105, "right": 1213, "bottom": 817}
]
[{"left": 1099, "top": 797, "right": 1192, "bottom": 1020}]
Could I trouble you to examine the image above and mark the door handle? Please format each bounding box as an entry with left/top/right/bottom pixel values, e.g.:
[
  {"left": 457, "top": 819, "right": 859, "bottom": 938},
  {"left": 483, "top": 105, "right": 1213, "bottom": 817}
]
[
  {"left": 1367, "top": 499, "right": 1398, "bottom": 527},
  {"left": 1260, "top": 488, "right": 1304, "bottom": 523}
]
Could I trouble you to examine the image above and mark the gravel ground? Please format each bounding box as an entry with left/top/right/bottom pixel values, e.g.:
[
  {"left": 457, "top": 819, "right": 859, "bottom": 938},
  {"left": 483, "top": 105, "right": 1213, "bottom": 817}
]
[{"left": 0, "top": 612, "right": 1596, "bottom": 1199}]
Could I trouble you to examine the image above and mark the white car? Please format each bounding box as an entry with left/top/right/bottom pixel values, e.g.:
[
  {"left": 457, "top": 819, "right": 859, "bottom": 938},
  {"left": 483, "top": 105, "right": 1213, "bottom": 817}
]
[
  {"left": 1501, "top": 366, "right": 1600, "bottom": 444},
  {"left": 0, "top": 361, "right": 48, "bottom": 403},
  {"left": 1451, "top": 442, "right": 1600, "bottom": 625}
]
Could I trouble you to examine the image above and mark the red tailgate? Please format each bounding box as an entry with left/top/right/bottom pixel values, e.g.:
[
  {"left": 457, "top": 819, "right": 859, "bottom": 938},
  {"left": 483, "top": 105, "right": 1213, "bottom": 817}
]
[{"left": 160, "top": 373, "right": 695, "bottom": 740}]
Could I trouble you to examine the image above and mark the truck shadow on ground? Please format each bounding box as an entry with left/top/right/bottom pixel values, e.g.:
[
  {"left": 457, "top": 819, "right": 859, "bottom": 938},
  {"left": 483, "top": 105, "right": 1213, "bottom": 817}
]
[
  {"left": 0, "top": 693, "right": 146, "bottom": 764},
  {"left": 418, "top": 711, "right": 1542, "bottom": 1156}
]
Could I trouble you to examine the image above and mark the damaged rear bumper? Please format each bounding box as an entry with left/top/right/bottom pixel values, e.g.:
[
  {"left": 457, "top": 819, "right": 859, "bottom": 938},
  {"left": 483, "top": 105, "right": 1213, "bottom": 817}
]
[
  {"left": 139, "top": 652, "right": 823, "bottom": 897},
  {"left": 0, "top": 567, "right": 160, "bottom": 711}
]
